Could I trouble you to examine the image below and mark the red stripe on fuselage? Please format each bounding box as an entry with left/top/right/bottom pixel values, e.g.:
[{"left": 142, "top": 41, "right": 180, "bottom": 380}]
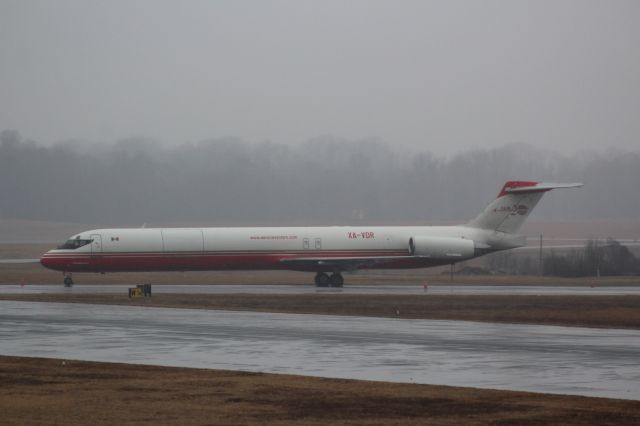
[
  {"left": 39, "top": 250, "right": 423, "bottom": 273},
  {"left": 41, "top": 250, "right": 404, "bottom": 257}
]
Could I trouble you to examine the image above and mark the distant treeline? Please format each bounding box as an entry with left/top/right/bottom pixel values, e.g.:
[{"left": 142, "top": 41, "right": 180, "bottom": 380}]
[
  {"left": 1, "top": 129, "right": 639, "bottom": 225},
  {"left": 484, "top": 239, "right": 640, "bottom": 277}
]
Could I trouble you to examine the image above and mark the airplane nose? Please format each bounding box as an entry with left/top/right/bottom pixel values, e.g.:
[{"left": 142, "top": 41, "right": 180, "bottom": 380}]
[
  {"left": 40, "top": 252, "right": 51, "bottom": 268},
  {"left": 40, "top": 252, "right": 62, "bottom": 271}
]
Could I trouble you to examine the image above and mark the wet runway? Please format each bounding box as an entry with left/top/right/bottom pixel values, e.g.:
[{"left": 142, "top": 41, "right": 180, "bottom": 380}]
[
  {"left": 1, "top": 283, "right": 639, "bottom": 296},
  {"left": 1, "top": 300, "right": 639, "bottom": 400},
  {"left": 0, "top": 259, "right": 39, "bottom": 264}
]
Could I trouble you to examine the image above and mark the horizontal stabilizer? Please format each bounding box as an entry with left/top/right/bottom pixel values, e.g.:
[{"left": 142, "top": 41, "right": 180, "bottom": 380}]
[{"left": 503, "top": 182, "right": 583, "bottom": 195}]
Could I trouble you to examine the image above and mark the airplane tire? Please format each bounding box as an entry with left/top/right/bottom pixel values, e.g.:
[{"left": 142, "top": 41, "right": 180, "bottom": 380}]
[
  {"left": 315, "top": 273, "right": 330, "bottom": 287},
  {"left": 63, "top": 276, "right": 74, "bottom": 287},
  {"left": 329, "top": 273, "right": 344, "bottom": 287}
]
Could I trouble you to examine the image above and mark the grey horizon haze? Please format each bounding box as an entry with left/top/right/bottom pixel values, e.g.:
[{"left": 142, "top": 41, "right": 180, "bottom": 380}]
[{"left": 1, "top": 0, "right": 639, "bottom": 154}]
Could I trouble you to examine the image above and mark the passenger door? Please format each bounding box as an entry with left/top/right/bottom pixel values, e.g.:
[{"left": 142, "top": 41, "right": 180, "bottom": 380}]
[
  {"left": 91, "top": 234, "right": 102, "bottom": 253},
  {"left": 90, "top": 234, "right": 103, "bottom": 270}
]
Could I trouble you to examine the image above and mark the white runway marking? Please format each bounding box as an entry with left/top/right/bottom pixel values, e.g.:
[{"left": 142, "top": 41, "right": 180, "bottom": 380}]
[{"left": 1, "top": 301, "right": 639, "bottom": 400}]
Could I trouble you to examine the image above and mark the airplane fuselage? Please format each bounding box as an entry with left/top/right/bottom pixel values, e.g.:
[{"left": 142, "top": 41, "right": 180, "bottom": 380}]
[
  {"left": 40, "top": 181, "right": 581, "bottom": 286},
  {"left": 40, "top": 225, "right": 520, "bottom": 273}
]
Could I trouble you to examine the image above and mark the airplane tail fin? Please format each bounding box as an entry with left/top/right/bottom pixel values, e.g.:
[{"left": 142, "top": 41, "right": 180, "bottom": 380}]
[{"left": 467, "top": 181, "right": 582, "bottom": 234}]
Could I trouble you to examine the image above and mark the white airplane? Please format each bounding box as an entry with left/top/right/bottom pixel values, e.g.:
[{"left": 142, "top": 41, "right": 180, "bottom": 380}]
[{"left": 40, "top": 180, "right": 582, "bottom": 287}]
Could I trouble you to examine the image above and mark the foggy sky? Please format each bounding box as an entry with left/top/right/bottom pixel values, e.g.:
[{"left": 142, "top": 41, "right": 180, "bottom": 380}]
[
  {"left": 2, "top": 130, "right": 639, "bottom": 225},
  {"left": 1, "top": 0, "right": 639, "bottom": 154}
]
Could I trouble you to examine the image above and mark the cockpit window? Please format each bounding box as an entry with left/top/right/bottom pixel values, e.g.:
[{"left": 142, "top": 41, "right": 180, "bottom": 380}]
[{"left": 57, "top": 238, "right": 92, "bottom": 250}]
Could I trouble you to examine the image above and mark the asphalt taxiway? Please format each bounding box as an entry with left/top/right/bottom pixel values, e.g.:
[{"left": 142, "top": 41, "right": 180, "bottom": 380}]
[
  {"left": 0, "top": 283, "right": 639, "bottom": 296},
  {"left": 1, "top": 300, "right": 638, "bottom": 400}
]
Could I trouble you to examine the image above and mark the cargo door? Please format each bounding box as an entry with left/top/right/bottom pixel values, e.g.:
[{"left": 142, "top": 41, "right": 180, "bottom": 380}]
[{"left": 161, "top": 229, "right": 205, "bottom": 270}]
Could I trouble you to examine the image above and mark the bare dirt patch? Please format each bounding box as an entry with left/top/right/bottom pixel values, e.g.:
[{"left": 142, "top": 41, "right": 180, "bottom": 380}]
[{"left": 1, "top": 356, "right": 639, "bottom": 425}]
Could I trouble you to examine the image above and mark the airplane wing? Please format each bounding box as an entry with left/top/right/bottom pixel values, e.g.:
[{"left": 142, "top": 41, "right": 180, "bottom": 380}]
[{"left": 280, "top": 256, "right": 417, "bottom": 271}]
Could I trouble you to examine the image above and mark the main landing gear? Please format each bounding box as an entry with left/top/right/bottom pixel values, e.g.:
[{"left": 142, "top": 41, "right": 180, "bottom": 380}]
[
  {"left": 314, "top": 272, "right": 344, "bottom": 288},
  {"left": 63, "top": 273, "right": 74, "bottom": 287}
]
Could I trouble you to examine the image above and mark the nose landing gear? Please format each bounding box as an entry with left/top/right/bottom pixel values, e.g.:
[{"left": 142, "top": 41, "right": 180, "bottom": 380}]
[
  {"left": 314, "top": 272, "right": 343, "bottom": 287},
  {"left": 63, "top": 273, "right": 74, "bottom": 287}
]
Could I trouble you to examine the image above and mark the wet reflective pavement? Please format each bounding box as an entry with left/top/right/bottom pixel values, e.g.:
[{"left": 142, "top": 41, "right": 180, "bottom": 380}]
[
  {"left": 1, "top": 284, "right": 640, "bottom": 296},
  {"left": 1, "top": 300, "right": 639, "bottom": 400}
]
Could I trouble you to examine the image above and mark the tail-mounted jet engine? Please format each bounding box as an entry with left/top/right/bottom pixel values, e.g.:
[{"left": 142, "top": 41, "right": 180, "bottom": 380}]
[{"left": 408, "top": 236, "right": 475, "bottom": 260}]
